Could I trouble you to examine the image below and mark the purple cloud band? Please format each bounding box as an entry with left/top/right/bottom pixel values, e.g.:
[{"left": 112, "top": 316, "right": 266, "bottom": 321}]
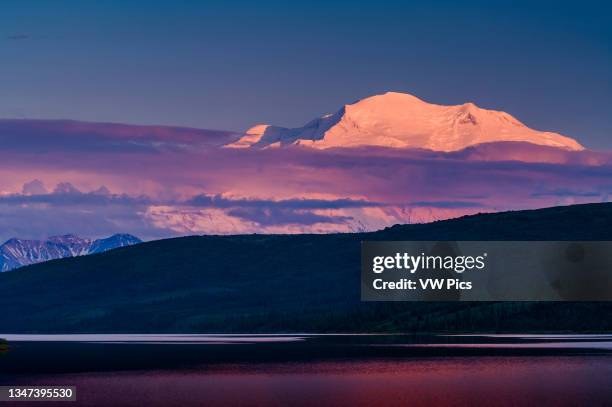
[{"left": 1, "top": 120, "right": 611, "bottom": 240}]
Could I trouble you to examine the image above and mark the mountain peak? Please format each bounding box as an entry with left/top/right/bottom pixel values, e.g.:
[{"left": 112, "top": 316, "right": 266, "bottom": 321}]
[
  {"left": 0, "top": 233, "right": 142, "bottom": 272},
  {"left": 48, "top": 234, "right": 85, "bottom": 241},
  {"left": 227, "top": 91, "right": 583, "bottom": 152}
]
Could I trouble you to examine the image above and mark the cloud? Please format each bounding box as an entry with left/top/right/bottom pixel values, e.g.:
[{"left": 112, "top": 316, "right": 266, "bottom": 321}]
[
  {"left": 53, "top": 182, "right": 81, "bottom": 195},
  {"left": 0, "top": 182, "right": 381, "bottom": 238},
  {"left": 2, "top": 120, "right": 612, "bottom": 238},
  {"left": 0, "top": 182, "right": 162, "bottom": 241},
  {"left": 0, "top": 202, "right": 171, "bottom": 244},
  {"left": 531, "top": 188, "right": 604, "bottom": 198},
  {"left": 187, "top": 194, "right": 384, "bottom": 210},
  {"left": 22, "top": 179, "right": 47, "bottom": 195},
  {"left": 408, "top": 200, "right": 485, "bottom": 208},
  {"left": 0, "top": 182, "right": 177, "bottom": 242},
  {"left": 0, "top": 183, "right": 151, "bottom": 207},
  {"left": 0, "top": 119, "right": 240, "bottom": 154},
  {"left": 227, "top": 207, "right": 353, "bottom": 226},
  {"left": 183, "top": 194, "right": 383, "bottom": 227}
]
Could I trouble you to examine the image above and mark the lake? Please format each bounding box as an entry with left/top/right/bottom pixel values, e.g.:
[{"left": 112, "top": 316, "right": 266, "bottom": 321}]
[{"left": 0, "top": 334, "right": 611, "bottom": 406}]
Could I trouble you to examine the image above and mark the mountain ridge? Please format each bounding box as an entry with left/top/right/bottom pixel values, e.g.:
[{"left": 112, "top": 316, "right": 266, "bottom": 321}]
[
  {"left": 0, "top": 233, "right": 142, "bottom": 272},
  {"left": 228, "top": 92, "right": 583, "bottom": 152},
  {"left": 0, "top": 202, "right": 611, "bottom": 333}
]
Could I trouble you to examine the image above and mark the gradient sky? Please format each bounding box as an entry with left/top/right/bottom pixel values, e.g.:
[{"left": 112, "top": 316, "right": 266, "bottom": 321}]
[{"left": 1, "top": 0, "right": 611, "bottom": 148}]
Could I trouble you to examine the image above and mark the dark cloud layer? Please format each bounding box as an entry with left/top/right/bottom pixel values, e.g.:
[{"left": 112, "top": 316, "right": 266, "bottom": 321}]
[
  {"left": 227, "top": 207, "right": 353, "bottom": 226},
  {"left": 0, "top": 119, "right": 240, "bottom": 154},
  {"left": 187, "top": 194, "right": 383, "bottom": 210},
  {"left": 0, "top": 184, "right": 151, "bottom": 207}
]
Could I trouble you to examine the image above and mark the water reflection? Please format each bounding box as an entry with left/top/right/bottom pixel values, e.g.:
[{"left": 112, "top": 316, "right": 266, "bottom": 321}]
[
  {"left": 5, "top": 357, "right": 612, "bottom": 406},
  {"left": 0, "top": 334, "right": 307, "bottom": 344}
]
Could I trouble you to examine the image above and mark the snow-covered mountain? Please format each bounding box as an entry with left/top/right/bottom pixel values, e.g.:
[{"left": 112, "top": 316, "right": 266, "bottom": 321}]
[
  {"left": 227, "top": 92, "right": 583, "bottom": 152},
  {"left": 0, "top": 234, "right": 142, "bottom": 272}
]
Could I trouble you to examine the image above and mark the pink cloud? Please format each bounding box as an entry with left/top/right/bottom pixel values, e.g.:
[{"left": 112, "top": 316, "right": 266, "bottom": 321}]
[{"left": 1, "top": 120, "right": 612, "bottom": 239}]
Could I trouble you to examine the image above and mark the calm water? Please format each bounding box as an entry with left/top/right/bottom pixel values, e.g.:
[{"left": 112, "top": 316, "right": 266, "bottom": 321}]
[{"left": 1, "top": 334, "right": 611, "bottom": 406}]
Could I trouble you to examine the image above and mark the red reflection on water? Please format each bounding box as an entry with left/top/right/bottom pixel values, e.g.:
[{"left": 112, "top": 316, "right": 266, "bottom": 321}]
[{"left": 17, "top": 357, "right": 612, "bottom": 406}]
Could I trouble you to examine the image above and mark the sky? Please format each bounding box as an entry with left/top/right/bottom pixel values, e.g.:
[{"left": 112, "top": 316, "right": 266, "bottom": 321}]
[
  {"left": 1, "top": 1, "right": 612, "bottom": 242},
  {"left": 1, "top": 0, "right": 611, "bottom": 148}
]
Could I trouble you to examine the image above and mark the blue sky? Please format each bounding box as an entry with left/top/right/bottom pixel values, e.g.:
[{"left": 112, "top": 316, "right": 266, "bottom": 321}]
[{"left": 1, "top": 0, "right": 611, "bottom": 148}]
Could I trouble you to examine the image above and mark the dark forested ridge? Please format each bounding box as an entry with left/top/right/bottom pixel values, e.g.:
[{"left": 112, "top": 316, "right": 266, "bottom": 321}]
[{"left": 1, "top": 202, "right": 612, "bottom": 333}]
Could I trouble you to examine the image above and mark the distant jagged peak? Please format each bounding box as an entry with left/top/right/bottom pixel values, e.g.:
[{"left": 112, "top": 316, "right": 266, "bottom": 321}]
[
  {"left": 0, "top": 233, "right": 142, "bottom": 272},
  {"left": 48, "top": 234, "right": 89, "bottom": 243},
  {"left": 226, "top": 91, "right": 583, "bottom": 152}
]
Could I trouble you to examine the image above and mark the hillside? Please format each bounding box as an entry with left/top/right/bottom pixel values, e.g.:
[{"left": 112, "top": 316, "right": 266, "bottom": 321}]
[{"left": 0, "top": 203, "right": 611, "bottom": 333}]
